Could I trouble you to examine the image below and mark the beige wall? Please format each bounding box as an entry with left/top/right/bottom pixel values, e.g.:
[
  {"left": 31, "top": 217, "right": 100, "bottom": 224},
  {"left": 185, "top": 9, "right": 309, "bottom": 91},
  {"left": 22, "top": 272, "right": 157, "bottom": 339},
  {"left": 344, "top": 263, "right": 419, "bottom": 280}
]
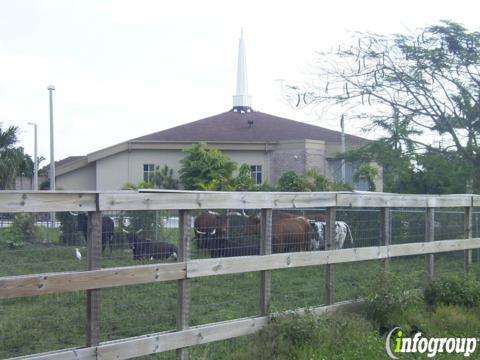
[
  {"left": 94, "top": 148, "right": 270, "bottom": 190},
  {"left": 224, "top": 150, "right": 270, "bottom": 183},
  {"left": 127, "top": 149, "right": 185, "bottom": 186},
  {"left": 57, "top": 141, "right": 382, "bottom": 191},
  {"left": 56, "top": 162, "right": 96, "bottom": 190},
  {"left": 95, "top": 150, "right": 186, "bottom": 190},
  {"left": 96, "top": 151, "right": 130, "bottom": 190},
  {"left": 270, "top": 140, "right": 327, "bottom": 184}
]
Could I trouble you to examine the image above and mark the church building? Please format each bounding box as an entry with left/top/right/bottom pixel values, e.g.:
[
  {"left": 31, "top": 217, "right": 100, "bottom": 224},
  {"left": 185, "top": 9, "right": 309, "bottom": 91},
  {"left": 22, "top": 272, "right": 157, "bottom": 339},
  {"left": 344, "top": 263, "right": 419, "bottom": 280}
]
[{"left": 56, "top": 33, "right": 380, "bottom": 191}]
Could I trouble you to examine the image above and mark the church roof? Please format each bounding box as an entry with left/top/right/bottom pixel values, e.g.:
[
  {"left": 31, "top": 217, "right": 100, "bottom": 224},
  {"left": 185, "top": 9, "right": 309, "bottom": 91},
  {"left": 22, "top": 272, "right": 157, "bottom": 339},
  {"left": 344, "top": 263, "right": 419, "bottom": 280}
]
[{"left": 133, "top": 110, "right": 366, "bottom": 144}]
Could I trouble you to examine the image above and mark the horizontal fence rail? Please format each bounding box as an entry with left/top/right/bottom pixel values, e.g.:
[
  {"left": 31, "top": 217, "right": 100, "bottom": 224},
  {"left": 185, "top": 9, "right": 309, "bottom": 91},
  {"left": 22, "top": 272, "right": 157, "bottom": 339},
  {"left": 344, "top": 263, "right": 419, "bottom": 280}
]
[
  {"left": 13, "top": 300, "right": 362, "bottom": 360},
  {"left": 1, "top": 190, "right": 480, "bottom": 359},
  {"left": 1, "top": 238, "right": 479, "bottom": 299},
  {"left": 1, "top": 190, "right": 479, "bottom": 212}
]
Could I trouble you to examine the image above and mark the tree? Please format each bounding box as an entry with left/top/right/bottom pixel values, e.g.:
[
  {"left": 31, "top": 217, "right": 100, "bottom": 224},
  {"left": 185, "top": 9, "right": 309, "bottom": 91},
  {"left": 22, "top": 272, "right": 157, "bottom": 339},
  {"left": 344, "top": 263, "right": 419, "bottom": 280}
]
[
  {"left": 277, "top": 169, "right": 353, "bottom": 192},
  {"left": 153, "top": 165, "right": 179, "bottom": 189},
  {"left": 303, "top": 169, "right": 330, "bottom": 191},
  {"left": 415, "top": 149, "right": 470, "bottom": 194},
  {"left": 353, "top": 164, "right": 379, "bottom": 191},
  {"left": 233, "top": 164, "right": 256, "bottom": 191},
  {"left": 341, "top": 138, "right": 417, "bottom": 193},
  {"left": 0, "top": 125, "right": 33, "bottom": 189},
  {"left": 179, "top": 142, "right": 237, "bottom": 190},
  {"left": 290, "top": 21, "right": 480, "bottom": 192},
  {"left": 278, "top": 171, "right": 308, "bottom": 192}
]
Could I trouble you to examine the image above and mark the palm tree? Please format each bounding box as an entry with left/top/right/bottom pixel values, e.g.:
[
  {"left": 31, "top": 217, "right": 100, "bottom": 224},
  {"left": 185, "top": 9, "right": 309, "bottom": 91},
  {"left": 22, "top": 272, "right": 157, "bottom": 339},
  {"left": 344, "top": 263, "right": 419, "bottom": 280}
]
[
  {"left": 0, "top": 125, "right": 29, "bottom": 189},
  {"left": 153, "top": 165, "right": 179, "bottom": 189},
  {"left": 372, "top": 107, "right": 421, "bottom": 154}
]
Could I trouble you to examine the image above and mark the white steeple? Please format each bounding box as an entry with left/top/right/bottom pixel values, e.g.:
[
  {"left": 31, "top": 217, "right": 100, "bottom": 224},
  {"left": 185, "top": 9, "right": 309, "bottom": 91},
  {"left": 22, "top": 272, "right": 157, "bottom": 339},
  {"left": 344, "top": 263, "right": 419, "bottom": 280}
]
[{"left": 233, "top": 29, "right": 252, "bottom": 112}]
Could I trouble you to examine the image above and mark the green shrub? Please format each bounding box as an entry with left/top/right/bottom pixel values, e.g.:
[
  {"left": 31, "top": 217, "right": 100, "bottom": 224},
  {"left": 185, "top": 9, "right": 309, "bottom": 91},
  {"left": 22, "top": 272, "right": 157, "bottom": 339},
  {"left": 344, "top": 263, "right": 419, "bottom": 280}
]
[
  {"left": 278, "top": 171, "right": 307, "bottom": 192},
  {"left": 243, "top": 312, "right": 383, "bottom": 360},
  {"left": 424, "top": 273, "right": 480, "bottom": 308},
  {"left": 362, "top": 271, "right": 414, "bottom": 326},
  {"left": 0, "top": 213, "right": 39, "bottom": 249},
  {"left": 248, "top": 312, "right": 322, "bottom": 359},
  {"left": 1, "top": 226, "right": 24, "bottom": 248}
]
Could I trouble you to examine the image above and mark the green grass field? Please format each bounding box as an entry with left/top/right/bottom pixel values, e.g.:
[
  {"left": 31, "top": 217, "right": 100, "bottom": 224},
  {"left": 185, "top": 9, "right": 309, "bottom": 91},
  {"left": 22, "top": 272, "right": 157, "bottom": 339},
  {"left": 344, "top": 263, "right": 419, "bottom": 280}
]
[{"left": 0, "top": 238, "right": 479, "bottom": 358}]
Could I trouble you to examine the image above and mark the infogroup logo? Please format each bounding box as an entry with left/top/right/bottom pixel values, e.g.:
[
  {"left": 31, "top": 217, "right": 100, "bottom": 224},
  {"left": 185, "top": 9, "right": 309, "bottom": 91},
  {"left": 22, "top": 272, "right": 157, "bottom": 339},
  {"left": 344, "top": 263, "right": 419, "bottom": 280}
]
[{"left": 385, "top": 327, "right": 478, "bottom": 358}]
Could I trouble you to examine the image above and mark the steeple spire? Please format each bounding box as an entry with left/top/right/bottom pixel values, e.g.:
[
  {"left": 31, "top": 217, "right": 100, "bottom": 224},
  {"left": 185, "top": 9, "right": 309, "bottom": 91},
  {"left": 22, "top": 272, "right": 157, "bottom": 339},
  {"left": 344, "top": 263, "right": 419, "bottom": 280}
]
[{"left": 233, "top": 28, "right": 252, "bottom": 113}]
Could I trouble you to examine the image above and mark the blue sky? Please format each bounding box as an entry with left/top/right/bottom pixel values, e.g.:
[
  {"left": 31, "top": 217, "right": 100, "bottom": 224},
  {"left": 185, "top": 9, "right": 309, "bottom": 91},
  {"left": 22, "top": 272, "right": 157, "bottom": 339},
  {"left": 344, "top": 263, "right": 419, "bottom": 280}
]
[{"left": 1, "top": 0, "right": 478, "bottom": 163}]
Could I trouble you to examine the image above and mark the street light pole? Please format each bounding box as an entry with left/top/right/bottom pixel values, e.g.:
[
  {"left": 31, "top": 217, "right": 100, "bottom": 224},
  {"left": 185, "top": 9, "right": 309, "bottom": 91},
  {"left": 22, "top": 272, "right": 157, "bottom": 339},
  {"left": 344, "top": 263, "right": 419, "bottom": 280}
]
[
  {"left": 27, "top": 122, "right": 38, "bottom": 190},
  {"left": 47, "top": 85, "right": 55, "bottom": 192},
  {"left": 340, "top": 114, "right": 346, "bottom": 184},
  {"left": 47, "top": 85, "right": 56, "bottom": 241}
]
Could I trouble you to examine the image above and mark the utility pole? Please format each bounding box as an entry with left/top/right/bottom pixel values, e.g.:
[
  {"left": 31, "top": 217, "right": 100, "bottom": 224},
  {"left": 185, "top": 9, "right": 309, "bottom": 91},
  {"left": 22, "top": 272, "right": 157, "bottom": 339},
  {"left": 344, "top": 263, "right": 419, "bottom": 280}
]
[
  {"left": 48, "top": 85, "right": 56, "bottom": 241},
  {"left": 47, "top": 85, "right": 56, "bottom": 192},
  {"left": 27, "top": 122, "right": 38, "bottom": 190},
  {"left": 341, "top": 114, "right": 346, "bottom": 184}
]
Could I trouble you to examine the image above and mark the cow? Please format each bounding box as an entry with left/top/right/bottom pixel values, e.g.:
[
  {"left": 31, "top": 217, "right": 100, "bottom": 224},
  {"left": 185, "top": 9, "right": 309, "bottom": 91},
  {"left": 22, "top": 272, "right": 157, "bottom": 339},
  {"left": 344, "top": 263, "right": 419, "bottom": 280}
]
[
  {"left": 124, "top": 229, "right": 178, "bottom": 260},
  {"left": 272, "top": 216, "right": 317, "bottom": 253},
  {"left": 193, "top": 211, "right": 260, "bottom": 257},
  {"left": 243, "top": 214, "right": 318, "bottom": 253},
  {"left": 253, "top": 211, "right": 352, "bottom": 251},
  {"left": 310, "top": 221, "right": 354, "bottom": 250},
  {"left": 194, "top": 211, "right": 319, "bottom": 256},
  {"left": 193, "top": 211, "right": 228, "bottom": 254},
  {"left": 74, "top": 212, "right": 115, "bottom": 252}
]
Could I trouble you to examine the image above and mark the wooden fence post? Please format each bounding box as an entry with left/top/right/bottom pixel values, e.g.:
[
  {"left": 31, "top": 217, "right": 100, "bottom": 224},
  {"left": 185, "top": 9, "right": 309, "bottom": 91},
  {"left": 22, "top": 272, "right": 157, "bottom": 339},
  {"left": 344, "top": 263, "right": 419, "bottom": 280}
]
[
  {"left": 260, "top": 209, "right": 273, "bottom": 316},
  {"left": 425, "top": 208, "right": 435, "bottom": 281},
  {"left": 325, "top": 207, "right": 336, "bottom": 305},
  {"left": 464, "top": 206, "right": 473, "bottom": 273},
  {"left": 177, "top": 210, "right": 191, "bottom": 360},
  {"left": 380, "top": 208, "right": 391, "bottom": 271},
  {"left": 86, "top": 211, "right": 102, "bottom": 347}
]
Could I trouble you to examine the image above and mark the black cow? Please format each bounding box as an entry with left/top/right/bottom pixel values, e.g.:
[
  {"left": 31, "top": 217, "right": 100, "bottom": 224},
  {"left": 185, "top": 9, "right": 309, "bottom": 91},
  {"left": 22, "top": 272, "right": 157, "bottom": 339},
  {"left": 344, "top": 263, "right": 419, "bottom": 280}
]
[
  {"left": 125, "top": 229, "right": 178, "bottom": 260},
  {"left": 193, "top": 211, "right": 260, "bottom": 257},
  {"left": 75, "top": 213, "right": 115, "bottom": 252}
]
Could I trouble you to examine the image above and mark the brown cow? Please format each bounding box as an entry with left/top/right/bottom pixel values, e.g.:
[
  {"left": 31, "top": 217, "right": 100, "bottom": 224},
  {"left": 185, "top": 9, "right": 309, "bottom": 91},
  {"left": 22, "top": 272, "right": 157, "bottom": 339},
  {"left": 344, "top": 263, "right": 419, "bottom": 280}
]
[
  {"left": 271, "top": 210, "right": 326, "bottom": 223},
  {"left": 244, "top": 215, "right": 317, "bottom": 253},
  {"left": 272, "top": 216, "right": 316, "bottom": 253},
  {"left": 194, "top": 211, "right": 317, "bottom": 256}
]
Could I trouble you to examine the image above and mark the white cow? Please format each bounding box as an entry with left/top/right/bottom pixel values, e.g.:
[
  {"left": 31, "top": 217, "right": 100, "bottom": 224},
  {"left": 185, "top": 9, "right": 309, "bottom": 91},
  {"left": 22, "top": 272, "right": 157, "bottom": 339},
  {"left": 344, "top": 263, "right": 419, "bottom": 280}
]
[{"left": 311, "top": 221, "right": 354, "bottom": 250}]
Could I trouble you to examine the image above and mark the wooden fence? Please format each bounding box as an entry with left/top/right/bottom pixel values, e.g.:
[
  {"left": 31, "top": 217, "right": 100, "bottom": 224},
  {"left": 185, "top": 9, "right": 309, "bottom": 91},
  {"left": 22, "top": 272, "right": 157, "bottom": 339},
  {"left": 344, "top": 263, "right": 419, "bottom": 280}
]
[{"left": 1, "top": 190, "right": 480, "bottom": 359}]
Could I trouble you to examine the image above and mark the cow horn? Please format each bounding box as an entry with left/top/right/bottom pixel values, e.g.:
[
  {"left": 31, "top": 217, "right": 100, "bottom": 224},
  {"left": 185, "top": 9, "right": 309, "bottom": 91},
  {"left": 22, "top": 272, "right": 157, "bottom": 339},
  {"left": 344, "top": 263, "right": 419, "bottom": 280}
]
[
  {"left": 194, "top": 228, "right": 207, "bottom": 235},
  {"left": 122, "top": 229, "right": 129, "bottom": 234},
  {"left": 136, "top": 229, "right": 143, "bottom": 234},
  {"left": 210, "top": 228, "right": 216, "bottom": 235},
  {"left": 69, "top": 211, "right": 79, "bottom": 216}
]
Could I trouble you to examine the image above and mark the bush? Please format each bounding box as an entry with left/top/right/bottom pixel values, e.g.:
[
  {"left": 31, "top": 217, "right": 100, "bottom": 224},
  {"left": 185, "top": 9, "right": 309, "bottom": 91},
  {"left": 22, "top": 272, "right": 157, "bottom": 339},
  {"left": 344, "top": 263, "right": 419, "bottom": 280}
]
[
  {"left": 243, "top": 311, "right": 383, "bottom": 360},
  {"left": 362, "top": 271, "right": 414, "bottom": 326},
  {"left": 424, "top": 273, "right": 480, "bottom": 308},
  {"left": 1, "top": 226, "right": 24, "bottom": 248},
  {"left": 0, "top": 213, "right": 39, "bottom": 248},
  {"left": 278, "top": 171, "right": 307, "bottom": 192}
]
